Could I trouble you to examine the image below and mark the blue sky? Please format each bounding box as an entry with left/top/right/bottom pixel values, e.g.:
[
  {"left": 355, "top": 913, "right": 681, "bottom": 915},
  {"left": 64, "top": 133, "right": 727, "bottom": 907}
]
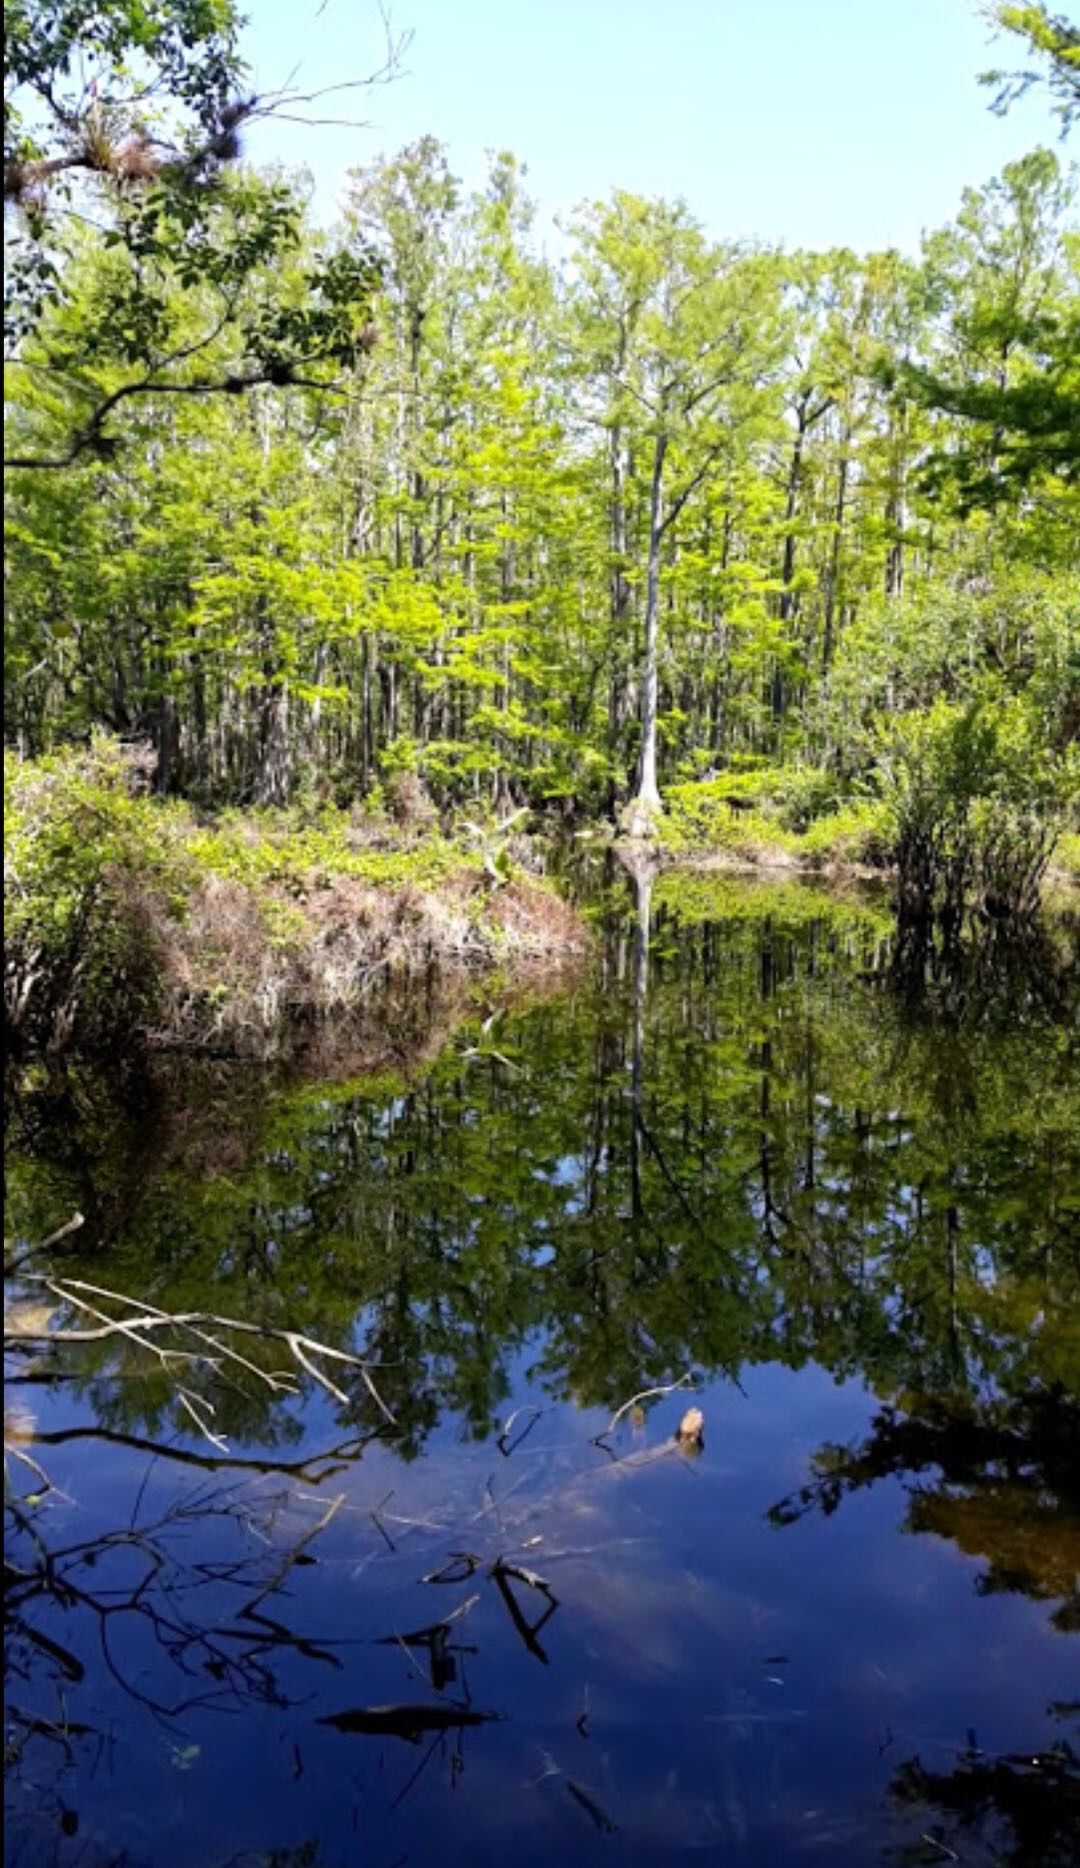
[{"left": 242, "top": 0, "right": 1063, "bottom": 252}]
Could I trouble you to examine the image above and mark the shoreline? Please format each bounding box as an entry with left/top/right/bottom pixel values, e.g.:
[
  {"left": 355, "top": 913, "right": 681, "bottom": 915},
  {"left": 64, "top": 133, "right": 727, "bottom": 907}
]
[{"left": 7, "top": 742, "right": 1076, "bottom": 1063}]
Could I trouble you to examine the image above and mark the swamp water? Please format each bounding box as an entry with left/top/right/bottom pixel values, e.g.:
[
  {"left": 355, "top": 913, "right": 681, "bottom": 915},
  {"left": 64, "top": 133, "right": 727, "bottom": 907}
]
[{"left": 5, "top": 872, "right": 1080, "bottom": 1868}]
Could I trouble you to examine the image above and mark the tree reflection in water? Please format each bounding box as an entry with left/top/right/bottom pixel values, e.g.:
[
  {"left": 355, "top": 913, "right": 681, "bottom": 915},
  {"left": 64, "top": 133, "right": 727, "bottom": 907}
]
[
  {"left": 888, "top": 1717, "right": 1080, "bottom": 1867},
  {"left": 5, "top": 873, "right": 1078, "bottom": 1865}
]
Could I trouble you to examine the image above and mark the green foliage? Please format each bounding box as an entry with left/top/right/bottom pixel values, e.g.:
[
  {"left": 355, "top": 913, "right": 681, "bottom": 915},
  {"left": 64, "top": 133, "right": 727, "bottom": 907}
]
[
  {"left": 877, "top": 685, "right": 1077, "bottom": 928},
  {"left": 3, "top": 52, "right": 1077, "bottom": 927},
  {"left": 1056, "top": 829, "right": 1080, "bottom": 877},
  {"left": 3, "top": 739, "right": 576, "bottom": 1055},
  {"left": 896, "top": 149, "right": 1078, "bottom": 510},
  {"left": 658, "top": 775, "right": 890, "bottom": 868},
  {"left": 981, "top": 5, "right": 1080, "bottom": 133},
  {"left": 4, "top": 735, "right": 190, "bottom": 1048},
  {"left": 4, "top": 2, "right": 385, "bottom": 466}
]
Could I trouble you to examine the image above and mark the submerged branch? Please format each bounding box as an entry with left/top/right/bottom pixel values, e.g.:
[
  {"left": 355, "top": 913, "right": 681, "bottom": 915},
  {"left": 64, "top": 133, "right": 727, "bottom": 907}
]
[
  {"left": 592, "top": 1370, "right": 697, "bottom": 1449},
  {"left": 5, "top": 1272, "right": 397, "bottom": 1443}
]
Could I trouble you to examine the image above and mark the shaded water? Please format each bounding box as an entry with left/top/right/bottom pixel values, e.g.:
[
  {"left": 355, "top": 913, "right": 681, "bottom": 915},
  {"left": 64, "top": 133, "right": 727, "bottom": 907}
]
[{"left": 5, "top": 872, "right": 1080, "bottom": 1868}]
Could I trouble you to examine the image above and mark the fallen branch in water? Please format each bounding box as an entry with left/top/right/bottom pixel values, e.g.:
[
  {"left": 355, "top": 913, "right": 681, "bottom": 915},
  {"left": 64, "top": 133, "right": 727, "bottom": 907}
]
[
  {"left": 23, "top": 1422, "right": 379, "bottom": 1485},
  {"left": 490, "top": 1556, "right": 559, "bottom": 1664},
  {"left": 5, "top": 1273, "right": 396, "bottom": 1441},
  {"left": 317, "top": 1702, "right": 498, "bottom": 1743},
  {"left": 4, "top": 1212, "right": 85, "bottom": 1279},
  {"left": 496, "top": 1403, "right": 545, "bottom": 1456},
  {"left": 591, "top": 1370, "right": 697, "bottom": 1451}
]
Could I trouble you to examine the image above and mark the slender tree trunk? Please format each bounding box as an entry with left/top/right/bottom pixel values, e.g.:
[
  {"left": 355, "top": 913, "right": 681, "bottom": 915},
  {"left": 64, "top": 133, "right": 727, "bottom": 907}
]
[
  {"left": 771, "top": 406, "right": 808, "bottom": 729},
  {"left": 822, "top": 446, "right": 849, "bottom": 673},
  {"left": 608, "top": 422, "right": 634, "bottom": 754},
  {"left": 622, "top": 429, "right": 667, "bottom": 836},
  {"left": 884, "top": 400, "right": 908, "bottom": 599},
  {"left": 361, "top": 634, "right": 373, "bottom": 791},
  {"left": 410, "top": 308, "right": 425, "bottom": 571},
  {"left": 624, "top": 852, "right": 654, "bottom": 1222},
  {"left": 155, "top": 692, "right": 179, "bottom": 796}
]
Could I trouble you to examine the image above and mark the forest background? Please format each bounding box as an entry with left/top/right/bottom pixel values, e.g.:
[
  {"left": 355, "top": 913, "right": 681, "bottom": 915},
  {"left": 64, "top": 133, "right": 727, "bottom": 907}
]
[{"left": 4, "top": 1, "right": 1079, "bottom": 1051}]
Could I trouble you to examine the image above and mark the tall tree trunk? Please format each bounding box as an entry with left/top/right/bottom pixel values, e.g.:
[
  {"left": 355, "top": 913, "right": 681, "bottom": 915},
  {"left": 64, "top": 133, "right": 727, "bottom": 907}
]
[
  {"left": 884, "top": 400, "right": 908, "bottom": 599},
  {"left": 822, "top": 444, "right": 850, "bottom": 673},
  {"left": 771, "top": 404, "right": 808, "bottom": 729},
  {"left": 256, "top": 680, "right": 290, "bottom": 806},
  {"left": 608, "top": 422, "right": 634, "bottom": 752},
  {"left": 621, "top": 430, "right": 667, "bottom": 837},
  {"left": 409, "top": 307, "right": 425, "bottom": 571},
  {"left": 624, "top": 851, "right": 654, "bottom": 1222}
]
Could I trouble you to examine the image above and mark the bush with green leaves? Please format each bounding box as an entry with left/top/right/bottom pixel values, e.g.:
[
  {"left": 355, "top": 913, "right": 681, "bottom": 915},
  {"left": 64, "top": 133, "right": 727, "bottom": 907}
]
[
  {"left": 658, "top": 768, "right": 888, "bottom": 867},
  {"left": 3, "top": 738, "right": 586, "bottom": 1057},
  {"left": 876, "top": 686, "right": 1077, "bottom": 933},
  {"left": 4, "top": 736, "right": 191, "bottom": 1049}
]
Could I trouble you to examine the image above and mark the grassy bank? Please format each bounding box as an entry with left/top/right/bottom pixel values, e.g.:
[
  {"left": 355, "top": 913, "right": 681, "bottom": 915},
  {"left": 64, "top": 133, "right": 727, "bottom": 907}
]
[
  {"left": 653, "top": 766, "right": 1080, "bottom": 886},
  {"left": 656, "top": 771, "right": 890, "bottom": 874},
  {"left": 4, "top": 742, "right": 588, "bottom": 1060}
]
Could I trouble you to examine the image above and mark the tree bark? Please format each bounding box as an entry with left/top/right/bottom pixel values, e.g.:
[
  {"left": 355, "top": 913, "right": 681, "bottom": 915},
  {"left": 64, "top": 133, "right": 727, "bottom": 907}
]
[
  {"left": 621, "top": 429, "right": 667, "bottom": 837},
  {"left": 822, "top": 445, "right": 850, "bottom": 673}
]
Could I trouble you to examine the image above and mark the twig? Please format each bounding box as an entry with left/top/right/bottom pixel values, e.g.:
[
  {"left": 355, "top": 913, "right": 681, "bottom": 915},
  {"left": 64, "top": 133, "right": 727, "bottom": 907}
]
[
  {"left": 240, "top": 1494, "right": 344, "bottom": 1620},
  {"left": 496, "top": 1405, "right": 544, "bottom": 1457},
  {"left": 5, "top": 1212, "right": 85, "bottom": 1277},
  {"left": 592, "top": 1371, "right": 696, "bottom": 1448},
  {"left": 919, "top": 1837, "right": 959, "bottom": 1864},
  {"left": 9, "top": 1277, "right": 397, "bottom": 1436}
]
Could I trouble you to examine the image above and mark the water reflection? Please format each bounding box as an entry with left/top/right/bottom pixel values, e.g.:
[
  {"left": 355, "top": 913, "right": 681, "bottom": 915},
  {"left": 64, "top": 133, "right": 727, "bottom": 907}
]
[
  {"left": 888, "top": 1721, "right": 1080, "bottom": 1867},
  {"left": 5, "top": 873, "right": 1079, "bottom": 1866}
]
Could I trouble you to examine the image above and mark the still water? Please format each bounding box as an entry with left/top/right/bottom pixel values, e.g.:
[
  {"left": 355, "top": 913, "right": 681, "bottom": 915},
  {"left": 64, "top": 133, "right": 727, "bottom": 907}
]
[{"left": 5, "top": 872, "right": 1079, "bottom": 1868}]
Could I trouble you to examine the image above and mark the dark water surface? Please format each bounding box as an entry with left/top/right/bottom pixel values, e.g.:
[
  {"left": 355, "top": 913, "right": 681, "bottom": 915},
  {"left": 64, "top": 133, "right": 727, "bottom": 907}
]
[{"left": 6, "top": 872, "right": 1080, "bottom": 1868}]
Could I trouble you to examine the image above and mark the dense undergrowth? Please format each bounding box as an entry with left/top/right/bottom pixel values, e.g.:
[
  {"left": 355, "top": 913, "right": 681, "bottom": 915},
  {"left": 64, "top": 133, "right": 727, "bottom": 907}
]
[
  {"left": 658, "top": 768, "right": 892, "bottom": 869},
  {"left": 5, "top": 713, "right": 1076, "bottom": 1061},
  {"left": 657, "top": 702, "right": 1080, "bottom": 921},
  {"left": 4, "top": 740, "right": 587, "bottom": 1059}
]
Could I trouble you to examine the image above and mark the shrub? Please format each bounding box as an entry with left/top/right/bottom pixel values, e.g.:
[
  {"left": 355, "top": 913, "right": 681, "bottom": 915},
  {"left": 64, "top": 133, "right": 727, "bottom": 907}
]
[
  {"left": 797, "top": 801, "right": 891, "bottom": 866},
  {"left": 876, "top": 689, "right": 1076, "bottom": 935},
  {"left": 4, "top": 739, "right": 588, "bottom": 1059},
  {"left": 1055, "top": 832, "right": 1080, "bottom": 881},
  {"left": 4, "top": 737, "right": 191, "bottom": 1051},
  {"left": 660, "top": 781, "right": 797, "bottom": 858},
  {"left": 659, "top": 774, "right": 887, "bottom": 868}
]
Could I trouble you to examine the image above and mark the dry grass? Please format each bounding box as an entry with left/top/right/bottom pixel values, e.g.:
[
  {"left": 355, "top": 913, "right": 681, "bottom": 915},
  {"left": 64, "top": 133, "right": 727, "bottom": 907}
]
[{"left": 148, "top": 866, "right": 589, "bottom": 1060}]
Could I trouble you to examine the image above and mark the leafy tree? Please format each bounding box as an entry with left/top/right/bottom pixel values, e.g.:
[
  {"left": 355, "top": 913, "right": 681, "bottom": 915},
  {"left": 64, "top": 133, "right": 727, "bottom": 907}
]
[
  {"left": 569, "top": 195, "right": 783, "bottom": 833},
  {"left": 898, "top": 150, "right": 1079, "bottom": 508},
  {"left": 981, "top": 3, "right": 1080, "bottom": 133},
  {"left": 3, "top": 0, "right": 396, "bottom": 467}
]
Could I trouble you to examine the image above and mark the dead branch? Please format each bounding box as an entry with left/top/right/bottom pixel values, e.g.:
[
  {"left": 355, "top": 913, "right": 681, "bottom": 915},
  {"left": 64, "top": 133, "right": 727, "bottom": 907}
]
[
  {"left": 6, "top": 1272, "right": 396, "bottom": 1443},
  {"left": 496, "top": 1403, "right": 544, "bottom": 1456},
  {"left": 27, "top": 1422, "right": 376, "bottom": 1484},
  {"left": 591, "top": 1370, "right": 696, "bottom": 1449},
  {"left": 239, "top": 1493, "right": 345, "bottom": 1619},
  {"left": 4, "top": 1211, "right": 85, "bottom": 1277},
  {"left": 490, "top": 1557, "right": 559, "bottom": 1664}
]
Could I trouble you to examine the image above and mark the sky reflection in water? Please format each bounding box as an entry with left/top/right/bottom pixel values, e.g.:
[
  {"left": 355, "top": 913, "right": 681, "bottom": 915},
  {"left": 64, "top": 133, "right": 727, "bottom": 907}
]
[{"left": 5, "top": 875, "right": 1079, "bottom": 1867}]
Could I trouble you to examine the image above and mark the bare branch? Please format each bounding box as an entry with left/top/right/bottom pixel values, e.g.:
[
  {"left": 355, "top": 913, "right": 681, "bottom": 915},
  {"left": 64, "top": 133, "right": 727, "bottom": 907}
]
[
  {"left": 7, "top": 1274, "right": 397, "bottom": 1444},
  {"left": 591, "top": 1371, "right": 696, "bottom": 1448}
]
